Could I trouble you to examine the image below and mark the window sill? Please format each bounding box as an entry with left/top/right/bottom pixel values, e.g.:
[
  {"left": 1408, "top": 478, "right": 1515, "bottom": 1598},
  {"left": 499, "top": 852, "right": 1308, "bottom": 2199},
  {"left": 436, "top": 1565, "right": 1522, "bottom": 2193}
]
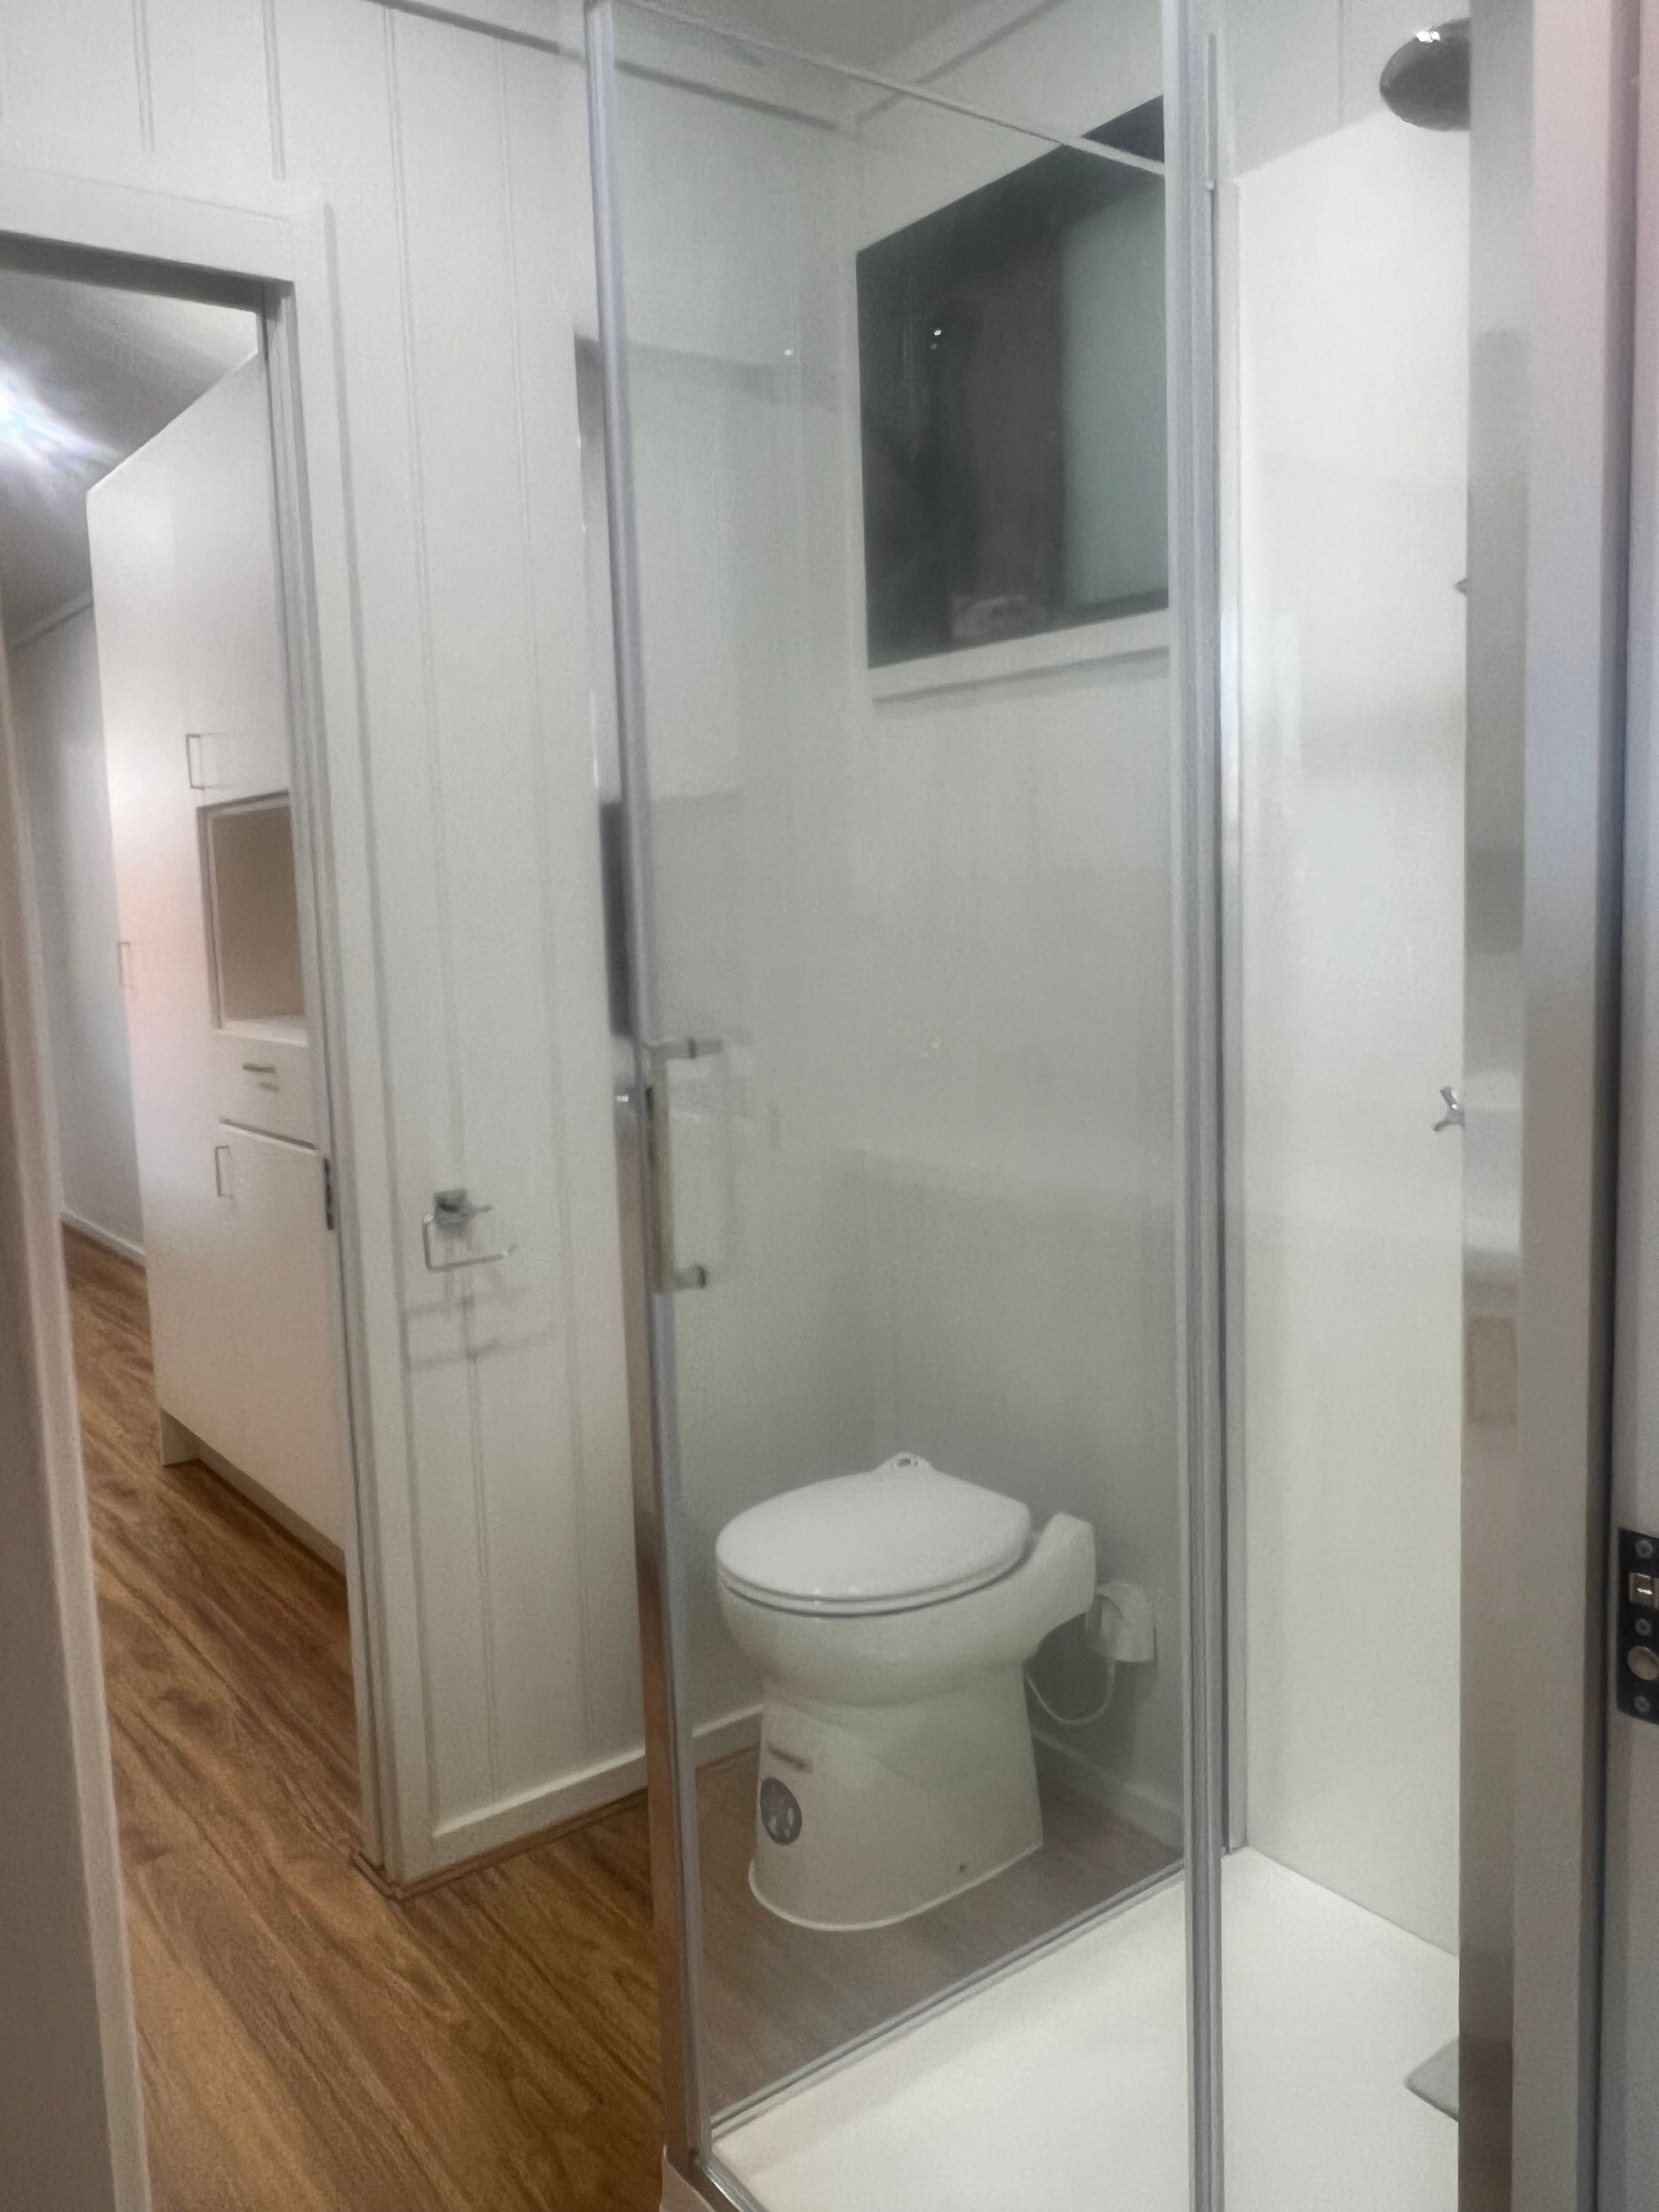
[{"left": 867, "top": 606, "right": 1170, "bottom": 703}]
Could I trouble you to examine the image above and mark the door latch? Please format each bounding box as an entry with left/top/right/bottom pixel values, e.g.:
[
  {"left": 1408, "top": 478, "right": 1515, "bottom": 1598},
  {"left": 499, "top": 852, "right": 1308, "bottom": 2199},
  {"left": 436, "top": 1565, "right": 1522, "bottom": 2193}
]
[{"left": 1616, "top": 1528, "right": 1659, "bottom": 1722}]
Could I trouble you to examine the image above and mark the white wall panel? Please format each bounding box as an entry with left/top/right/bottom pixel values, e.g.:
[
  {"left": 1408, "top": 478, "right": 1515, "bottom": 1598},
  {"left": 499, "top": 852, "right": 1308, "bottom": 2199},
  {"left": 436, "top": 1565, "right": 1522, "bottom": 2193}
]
[
  {"left": 0, "top": 0, "right": 642, "bottom": 1872},
  {"left": 0, "top": 0, "right": 148, "bottom": 174},
  {"left": 1236, "top": 113, "right": 1468, "bottom": 1951},
  {"left": 142, "top": 0, "right": 281, "bottom": 190},
  {"left": 11, "top": 609, "right": 145, "bottom": 1257},
  {"left": 498, "top": 40, "right": 642, "bottom": 1759}
]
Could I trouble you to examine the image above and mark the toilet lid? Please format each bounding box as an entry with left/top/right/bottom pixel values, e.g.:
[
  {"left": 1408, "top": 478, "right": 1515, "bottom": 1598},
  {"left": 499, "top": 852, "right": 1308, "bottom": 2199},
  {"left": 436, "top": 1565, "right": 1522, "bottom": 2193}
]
[{"left": 716, "top": 1454, "right": 1031, "bottom": 1615}]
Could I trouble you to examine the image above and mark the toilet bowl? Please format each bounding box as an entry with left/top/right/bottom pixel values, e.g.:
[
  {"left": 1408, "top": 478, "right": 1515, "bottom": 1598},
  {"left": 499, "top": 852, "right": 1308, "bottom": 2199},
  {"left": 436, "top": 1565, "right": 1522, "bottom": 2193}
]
[{"left": 716, "top": 1454, "right": 1096, "bottom": 1931}]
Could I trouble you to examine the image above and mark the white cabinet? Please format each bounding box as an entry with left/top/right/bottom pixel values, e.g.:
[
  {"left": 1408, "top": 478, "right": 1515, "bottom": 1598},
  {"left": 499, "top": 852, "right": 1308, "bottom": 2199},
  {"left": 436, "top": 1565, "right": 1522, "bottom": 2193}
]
[
  {"left": 168, "top": 357, "right": 292, "bottom": 802},
  {"left": 211, "top": 1127, "right": 345, "bottom": 1548},
  {"left": 212, "top": 1020, "right": 315, "bottom": 1146},
  {"left": 90, "top": 353, "right": 345, "bottom": 1558}
]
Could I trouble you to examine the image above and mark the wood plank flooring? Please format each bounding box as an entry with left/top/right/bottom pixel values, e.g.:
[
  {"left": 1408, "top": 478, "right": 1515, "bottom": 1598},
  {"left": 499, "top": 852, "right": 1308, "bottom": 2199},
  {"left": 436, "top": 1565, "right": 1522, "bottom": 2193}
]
[
  {"left": 697, "top": 1750, "right": 1176, "bottom": 2116},
  {"left": 66, "top": 1227, "right": 1177, "bottom": 2205},
  {"left": 66, "top": 1229, "right": 663, "bottom": 2212}
]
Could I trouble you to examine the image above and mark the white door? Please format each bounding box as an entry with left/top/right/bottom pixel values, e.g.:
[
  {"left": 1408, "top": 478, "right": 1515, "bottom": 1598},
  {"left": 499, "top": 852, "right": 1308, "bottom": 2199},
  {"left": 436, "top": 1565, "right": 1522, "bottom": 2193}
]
[{"left": 92, "top": 431, "right": 247, "bottom": 1463}]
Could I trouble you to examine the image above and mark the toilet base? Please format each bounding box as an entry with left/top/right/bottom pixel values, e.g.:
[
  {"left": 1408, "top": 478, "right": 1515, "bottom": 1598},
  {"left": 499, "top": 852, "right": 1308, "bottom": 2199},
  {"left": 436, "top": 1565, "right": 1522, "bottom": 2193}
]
[{"left": 747, "top": 1664, "right": 1043, "bottom": 1931}]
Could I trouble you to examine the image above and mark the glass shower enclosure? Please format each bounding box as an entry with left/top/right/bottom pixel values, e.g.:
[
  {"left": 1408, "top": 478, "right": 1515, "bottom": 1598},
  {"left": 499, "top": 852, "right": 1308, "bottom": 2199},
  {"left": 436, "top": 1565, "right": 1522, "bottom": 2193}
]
[{"left": 578, "top": 0, "right": 1605, "bottom": 2206}]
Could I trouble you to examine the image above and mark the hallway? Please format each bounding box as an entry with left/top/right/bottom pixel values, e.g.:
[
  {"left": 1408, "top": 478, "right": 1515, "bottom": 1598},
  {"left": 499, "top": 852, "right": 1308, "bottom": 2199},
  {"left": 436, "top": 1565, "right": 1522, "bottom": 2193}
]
[{"left": 65, "top": 1229, "right": 664, "bottom": 2212}]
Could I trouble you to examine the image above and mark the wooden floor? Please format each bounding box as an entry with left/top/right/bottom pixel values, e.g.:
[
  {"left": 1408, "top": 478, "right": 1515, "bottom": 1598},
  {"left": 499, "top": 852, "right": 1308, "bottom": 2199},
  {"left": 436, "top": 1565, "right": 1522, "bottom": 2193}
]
[
  {"left": 67, "top": 1226, "right": 1177, "bottom": 2205},
  {"left": 67, "top": 1229, "right": 663, "bottom": 2212},
  {"left": 697, "top": 1751, "right": 1175, "bottom": 2114}
]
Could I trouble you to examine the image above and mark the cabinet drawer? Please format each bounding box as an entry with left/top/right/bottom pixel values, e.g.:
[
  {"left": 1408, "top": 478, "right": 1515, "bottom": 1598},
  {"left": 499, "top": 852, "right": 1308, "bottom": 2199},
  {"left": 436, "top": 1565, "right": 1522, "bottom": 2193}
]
[{"left": 212, "top": 1025, "right": 313, "bottom": 1144}]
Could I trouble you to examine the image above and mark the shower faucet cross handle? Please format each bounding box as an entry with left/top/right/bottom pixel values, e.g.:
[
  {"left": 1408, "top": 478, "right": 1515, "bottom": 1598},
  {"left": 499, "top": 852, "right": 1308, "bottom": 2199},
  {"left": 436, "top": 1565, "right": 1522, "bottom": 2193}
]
[{"left": 1434, "top": 1084, "right": 1464, "bottom": 1133}]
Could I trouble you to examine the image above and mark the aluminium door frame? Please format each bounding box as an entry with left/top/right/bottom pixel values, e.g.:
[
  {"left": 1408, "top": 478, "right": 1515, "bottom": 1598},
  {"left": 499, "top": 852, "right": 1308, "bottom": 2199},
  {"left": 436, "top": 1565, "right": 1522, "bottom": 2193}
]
[
  {"left": 1508, "top": 0, "right": 1638, "bottom": 2204},
  {"left": 1604, "top": 0, "right": 1659, "bottom": 2203},
  {"left": 1164, "top": 2, "right": 1227, "bottom": 2205}
]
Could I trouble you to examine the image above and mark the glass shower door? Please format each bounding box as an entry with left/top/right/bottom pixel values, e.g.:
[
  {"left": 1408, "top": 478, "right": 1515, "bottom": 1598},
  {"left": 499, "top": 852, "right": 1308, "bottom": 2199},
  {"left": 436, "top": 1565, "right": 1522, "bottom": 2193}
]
[{"left": 585, "top": 2, "right": 1199, "bottom": 2204}]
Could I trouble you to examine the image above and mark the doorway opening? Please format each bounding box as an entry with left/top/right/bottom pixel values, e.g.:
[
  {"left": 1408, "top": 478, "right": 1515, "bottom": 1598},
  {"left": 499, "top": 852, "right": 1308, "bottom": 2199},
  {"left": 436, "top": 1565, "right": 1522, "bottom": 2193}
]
[{"left": 1, "top": 249, "right": 665, "bottom": 2211}]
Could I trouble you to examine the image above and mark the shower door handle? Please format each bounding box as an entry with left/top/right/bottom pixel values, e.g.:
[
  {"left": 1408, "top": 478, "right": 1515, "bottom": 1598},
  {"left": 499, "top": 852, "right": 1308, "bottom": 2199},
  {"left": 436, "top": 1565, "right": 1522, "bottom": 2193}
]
[{"left": 640, "top": 1036, "right": 725, "bottom": 1294}]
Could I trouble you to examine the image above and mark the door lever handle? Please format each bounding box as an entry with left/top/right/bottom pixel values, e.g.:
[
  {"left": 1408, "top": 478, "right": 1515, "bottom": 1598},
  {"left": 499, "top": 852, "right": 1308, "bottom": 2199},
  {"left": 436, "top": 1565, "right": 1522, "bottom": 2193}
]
[
  {"left": 421, "top": 1187, "right": 515, "bottom": 1271},
  {"left": 1434, "top": 1084, "right": 1464, "bottom": 1133}
]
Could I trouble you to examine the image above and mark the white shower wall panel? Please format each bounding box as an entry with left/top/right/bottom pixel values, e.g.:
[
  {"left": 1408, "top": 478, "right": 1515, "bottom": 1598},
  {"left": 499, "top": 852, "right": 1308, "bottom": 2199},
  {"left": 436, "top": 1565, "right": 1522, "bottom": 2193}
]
[
  {"left": 1235, "top": 112, "right": 1468, "bottom": 1949},
  {"left": 850, "top": 647, "right": 1182, "bottom": 1832}
]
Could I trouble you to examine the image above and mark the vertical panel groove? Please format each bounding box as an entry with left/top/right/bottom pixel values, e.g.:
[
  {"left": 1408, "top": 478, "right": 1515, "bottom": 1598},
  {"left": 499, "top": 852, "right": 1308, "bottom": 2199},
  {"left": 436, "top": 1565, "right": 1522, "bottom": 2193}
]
[
  {"left": 384, "top": 5, "right": 498, "bottom": 1810},
  {"left": 129, "top": 0, "right": 154, "bottom": 153},
  {"left": 493, "top": 38, "right": 600, "bottom": 1756},
  {"left": 262, "top": 0, "right": 288, "bottom": 180}
]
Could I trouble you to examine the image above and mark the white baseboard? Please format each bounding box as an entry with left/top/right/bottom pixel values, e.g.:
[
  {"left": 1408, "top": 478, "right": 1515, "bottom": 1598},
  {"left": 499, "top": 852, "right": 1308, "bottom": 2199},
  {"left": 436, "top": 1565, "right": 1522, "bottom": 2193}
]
[
  {"left": 1034, "top": 1731, "right": 1184, "bottom": 1852},
  {"left": 422, "top": 1702, "right": 762, "bottom": 1876},
  {"left": 160, "top": 1409, "right": 345, "bottom": 1574},
  {"left": 60, "top": 1209, "right": 145, "bottom": 1267}
]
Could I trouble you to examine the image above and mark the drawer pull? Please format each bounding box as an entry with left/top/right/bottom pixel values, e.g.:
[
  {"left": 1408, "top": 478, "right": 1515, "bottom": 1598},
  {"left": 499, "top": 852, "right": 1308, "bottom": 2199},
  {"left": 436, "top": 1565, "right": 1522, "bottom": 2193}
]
[{"left": 241, "top": 1061, "right": 279, "bottom": 1076}]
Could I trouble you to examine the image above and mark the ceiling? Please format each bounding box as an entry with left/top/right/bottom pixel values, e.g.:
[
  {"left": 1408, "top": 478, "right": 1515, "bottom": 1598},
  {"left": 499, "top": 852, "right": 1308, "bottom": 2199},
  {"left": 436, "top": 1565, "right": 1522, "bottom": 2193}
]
[
  {"left": 0, "top": 272, "right": 257, "bottom": 641},
  {"left": 716, "top": 0, "right": 989, "bottom": 70}
]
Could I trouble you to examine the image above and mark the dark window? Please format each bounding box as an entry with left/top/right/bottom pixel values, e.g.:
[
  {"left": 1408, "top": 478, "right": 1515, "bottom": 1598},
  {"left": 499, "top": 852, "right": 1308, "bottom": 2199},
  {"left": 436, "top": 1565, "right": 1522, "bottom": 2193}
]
[{"left": 856, "top": 99, "right": 1167, "bottom": 669}]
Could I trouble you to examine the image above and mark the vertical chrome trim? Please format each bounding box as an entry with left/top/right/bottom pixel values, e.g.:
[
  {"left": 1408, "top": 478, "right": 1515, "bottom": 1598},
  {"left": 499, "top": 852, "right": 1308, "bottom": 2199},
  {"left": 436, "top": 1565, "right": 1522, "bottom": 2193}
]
[
  {"left": 1603, "top": 5, "right": 1659, "bottom": 2203},
  {"left": 1459, "top": 2, "right": 1532, "bottom": 2191},
  {"left": 1511, "top": 0, "right": 1638, "bottom": 2204},
  {"left": 585, "top": 0, "right": 710, "bottom": 2176},
  {"left": 1166, "top": 3, "right": 1226, "bottom": 2207},
  {"left": 1211, "top": 74, "right": 1248, "bottom": 1860}
]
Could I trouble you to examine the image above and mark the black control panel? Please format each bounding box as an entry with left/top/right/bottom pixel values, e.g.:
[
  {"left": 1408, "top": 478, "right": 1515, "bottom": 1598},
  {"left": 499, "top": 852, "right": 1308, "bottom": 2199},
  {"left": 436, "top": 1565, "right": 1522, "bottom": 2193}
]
[{"left": 1616, "top": 1528, "right": 1659, "bottom": 1723}]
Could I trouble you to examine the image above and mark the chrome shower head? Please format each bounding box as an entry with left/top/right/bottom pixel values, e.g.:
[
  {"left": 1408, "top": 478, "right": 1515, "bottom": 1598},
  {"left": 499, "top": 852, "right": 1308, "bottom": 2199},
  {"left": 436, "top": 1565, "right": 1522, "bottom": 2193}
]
[{"left": 1380, "top": 20, "right": 1470, "bottom": 132}]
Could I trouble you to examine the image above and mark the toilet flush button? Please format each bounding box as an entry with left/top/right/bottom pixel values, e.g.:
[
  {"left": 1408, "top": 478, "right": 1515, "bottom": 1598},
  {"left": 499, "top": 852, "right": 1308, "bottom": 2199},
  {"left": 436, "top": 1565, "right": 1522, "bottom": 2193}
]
[{"left": 1629, "top": 1646, "right": 1659, "bottom": 1685}]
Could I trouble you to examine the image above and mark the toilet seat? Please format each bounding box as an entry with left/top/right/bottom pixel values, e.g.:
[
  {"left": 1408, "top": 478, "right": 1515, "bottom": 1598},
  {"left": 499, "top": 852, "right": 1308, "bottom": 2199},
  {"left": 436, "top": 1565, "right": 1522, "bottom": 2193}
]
[{"left": 715, "top": 1453, "right": 1032, "bottom": 1616}]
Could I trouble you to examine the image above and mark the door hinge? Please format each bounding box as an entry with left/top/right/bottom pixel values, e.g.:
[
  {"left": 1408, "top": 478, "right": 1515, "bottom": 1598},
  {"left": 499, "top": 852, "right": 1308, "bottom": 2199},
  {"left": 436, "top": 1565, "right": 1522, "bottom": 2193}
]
[{"left": 323, "top": 1156, "right": 336, "bottom": 1233}]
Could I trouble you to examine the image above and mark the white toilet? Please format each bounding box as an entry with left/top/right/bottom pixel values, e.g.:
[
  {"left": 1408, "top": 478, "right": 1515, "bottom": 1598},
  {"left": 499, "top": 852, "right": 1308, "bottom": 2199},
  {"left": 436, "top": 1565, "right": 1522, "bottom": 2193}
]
[{"left": 716, "top": 1453, "right": 1096, "bottom": 1931}]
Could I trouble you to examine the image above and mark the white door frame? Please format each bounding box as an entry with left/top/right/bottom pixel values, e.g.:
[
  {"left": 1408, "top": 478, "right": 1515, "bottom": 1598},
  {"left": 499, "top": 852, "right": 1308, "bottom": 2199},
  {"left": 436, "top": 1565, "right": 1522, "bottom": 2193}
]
[
  {"left": 0, "top": 155, "right": 429, "bottom": 1993},
  {"left": 0, "top": 527, "right": 151, "bottom": 2212}
]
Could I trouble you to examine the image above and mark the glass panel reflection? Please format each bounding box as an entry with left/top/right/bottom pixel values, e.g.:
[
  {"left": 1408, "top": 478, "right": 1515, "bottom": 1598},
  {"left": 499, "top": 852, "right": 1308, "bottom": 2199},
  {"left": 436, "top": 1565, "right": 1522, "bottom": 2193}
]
[{"left": 596, "top": 8, "right": 1187, "bottom": 2195}]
